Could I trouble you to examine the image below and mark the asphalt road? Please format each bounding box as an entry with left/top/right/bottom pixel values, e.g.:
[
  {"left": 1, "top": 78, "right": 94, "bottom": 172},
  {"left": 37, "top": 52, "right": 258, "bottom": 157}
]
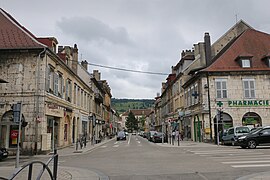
[{"left": 57, "top": 134, "right": 270, "bottom": 180}]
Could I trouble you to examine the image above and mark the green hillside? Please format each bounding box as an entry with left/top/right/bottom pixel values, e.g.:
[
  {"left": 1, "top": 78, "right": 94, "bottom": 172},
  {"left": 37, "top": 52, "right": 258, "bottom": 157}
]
[{"left": 111, "top": 98, "right": 155, "bottom": 114}]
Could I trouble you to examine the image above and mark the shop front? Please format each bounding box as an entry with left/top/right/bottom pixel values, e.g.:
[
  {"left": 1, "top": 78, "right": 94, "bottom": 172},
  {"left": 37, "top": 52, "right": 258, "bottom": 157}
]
[
  {"left": 0, "top": 110, "right": 26, "bottom": 149},
  {"left": 45, "top": 103, "right": 64, "bottom": 151}
]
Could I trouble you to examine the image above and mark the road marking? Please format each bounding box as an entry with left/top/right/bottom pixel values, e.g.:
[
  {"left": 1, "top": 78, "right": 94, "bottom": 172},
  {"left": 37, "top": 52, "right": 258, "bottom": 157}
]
[
  {"left": 222, "top": 160, "right": 270, "bottom": 164},
  {"left": 207, "top": 153, "right": 266, "bottom": 159},
  {"left": 114, "top": 142, "right": 118, "bottom": 144},
  {"left": 128, "top": 135, "right": 131, "bottom": 145},
  {"left": 113, "top": 145, "right": 119, "bottom": 148},
  {"left": 100, "top": 145, "right": 107, "bottom": 148},
  {"left": 232, "top": 164, "right": 270, "bottom": 168},
  {"left": 137, "top": 141, "right": 141, "bottom": 144}
]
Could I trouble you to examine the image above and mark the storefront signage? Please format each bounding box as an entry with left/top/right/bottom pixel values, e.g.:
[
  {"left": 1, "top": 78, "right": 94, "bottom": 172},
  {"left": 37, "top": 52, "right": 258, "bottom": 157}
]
[
  {"left": 228, "top": 100, "right": 269, "bottom": 107},
  {"left": 46, "top": 103, "right": 64, "bottom": 117}
]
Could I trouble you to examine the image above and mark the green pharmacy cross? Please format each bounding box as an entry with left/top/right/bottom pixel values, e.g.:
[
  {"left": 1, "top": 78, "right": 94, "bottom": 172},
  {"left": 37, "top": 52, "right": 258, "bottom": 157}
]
[{"left": 217, "top": 101, "right": 223, "bottom": 107}]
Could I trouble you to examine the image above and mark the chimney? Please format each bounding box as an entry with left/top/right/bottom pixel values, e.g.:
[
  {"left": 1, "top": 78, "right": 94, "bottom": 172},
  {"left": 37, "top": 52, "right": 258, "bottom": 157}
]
[
  {"left": 81, "top": 60, "right": 88, "bottom": 71},
  {"left": 71, "top": 44, "right": 78, "bottom": 74},
  {"left": 93, "top": 70, "right": 101, "bottom": 80},
  {"left": 58, "top": 46, "right": 64, "bottom": 53},
  {"left": 204, "top": 32, "right": 211, "bottom": 67}
]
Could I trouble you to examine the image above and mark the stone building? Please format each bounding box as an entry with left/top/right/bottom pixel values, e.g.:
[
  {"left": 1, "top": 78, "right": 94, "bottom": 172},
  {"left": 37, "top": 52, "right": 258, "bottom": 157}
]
[
  {"left": 0, "top": 9, "right": 112, "bottom": 154},
  {"left": 156, "top": 20, "right": 270, "bottom": 143}
]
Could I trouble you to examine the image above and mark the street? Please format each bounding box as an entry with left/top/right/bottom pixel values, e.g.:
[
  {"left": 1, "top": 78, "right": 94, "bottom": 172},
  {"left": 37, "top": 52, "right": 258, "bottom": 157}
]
[
  {"left": 1, "top": 134, "right": 270, "bottom": 179},
  {"left": 57, "top": 134, "right": 270, "bottom": 179}
]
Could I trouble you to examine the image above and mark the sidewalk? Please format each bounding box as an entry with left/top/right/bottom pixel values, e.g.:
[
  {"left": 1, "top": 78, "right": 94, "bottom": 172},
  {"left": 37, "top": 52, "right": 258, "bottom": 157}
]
[
  {"left": 156, "top": 140, "right": 270, "bottom": 180},
  {"left": 0, "top": 137, "right": 114, "bottom": 180}
]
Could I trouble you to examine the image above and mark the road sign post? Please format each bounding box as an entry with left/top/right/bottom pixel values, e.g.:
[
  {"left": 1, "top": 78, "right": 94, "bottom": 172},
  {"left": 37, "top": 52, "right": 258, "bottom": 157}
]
[{"left": 14, "top": 103, "right": 22, "bottom": 168}]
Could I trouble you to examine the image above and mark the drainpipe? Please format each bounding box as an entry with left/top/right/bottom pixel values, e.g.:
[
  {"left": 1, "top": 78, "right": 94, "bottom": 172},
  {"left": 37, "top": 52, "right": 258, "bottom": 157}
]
[
  {"left": 206, "top": 73, "right": 213, "bottom": 142},
  {"left": 34, "top": 48, "right": 46, "bottom": 154}
]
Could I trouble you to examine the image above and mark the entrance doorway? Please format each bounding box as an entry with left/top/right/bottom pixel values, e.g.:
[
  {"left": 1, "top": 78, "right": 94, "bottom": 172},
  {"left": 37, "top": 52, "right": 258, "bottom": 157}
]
[
  {"left": 0, "top": 110, "right": 25, "bottom": 148},
  {"left": 214, "top": 112, "right": 233, "bottom": 144}
]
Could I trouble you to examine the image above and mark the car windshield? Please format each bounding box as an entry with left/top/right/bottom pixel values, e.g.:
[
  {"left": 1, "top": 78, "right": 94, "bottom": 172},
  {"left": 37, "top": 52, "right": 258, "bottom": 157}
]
[
  {"left": 250, "top": 127, "right": 263, "bottom": 134},
  {"left": 118, "top": 132, "right": 125, "bottom": 136},
  {"left": 236, "top": 127, "right": 250, "bottom": 133}
]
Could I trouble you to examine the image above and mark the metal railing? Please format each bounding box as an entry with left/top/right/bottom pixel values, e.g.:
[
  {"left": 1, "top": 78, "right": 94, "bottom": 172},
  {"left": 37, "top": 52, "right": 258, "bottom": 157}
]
[{"left": 0, "top": 150, "right": 58, "bottom": 180}]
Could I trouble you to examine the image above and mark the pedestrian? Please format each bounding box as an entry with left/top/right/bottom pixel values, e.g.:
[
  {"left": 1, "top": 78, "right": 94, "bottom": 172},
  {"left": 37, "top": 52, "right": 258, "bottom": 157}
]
[
  {"left": 99, "top": 130, "right": 102, "bottom": 141},
  {"left": 172, "top": 131, "right": 176, "bottom": 144},
  {"left": 83, "top": 135, "right": 87, "bottom": 147},
  {"left": 175, "top": 130, "right": 179, "bottom": 141}
]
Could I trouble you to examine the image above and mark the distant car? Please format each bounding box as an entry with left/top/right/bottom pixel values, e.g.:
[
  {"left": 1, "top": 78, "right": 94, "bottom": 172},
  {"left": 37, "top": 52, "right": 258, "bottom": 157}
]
[
  {"left": 0, "top": 148, "right": 8, "bottom": 161},
  {"left": 117, "top": 131, "right": 126, "bottom": 141},
  {"left": 237, "top": 126, "right": 270, "bottom": 149},
  {"left": 147, "top": 131, "right": 157, "bottom": 141},
  {"left": 222, "top": 126, "right": 250, "bottom": 145},
  {"left": 152, "top": 132, "right": 166, "bottom": 143}
]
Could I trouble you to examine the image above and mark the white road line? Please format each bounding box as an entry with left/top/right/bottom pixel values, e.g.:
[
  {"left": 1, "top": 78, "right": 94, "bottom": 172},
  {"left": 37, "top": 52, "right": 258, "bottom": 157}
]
[
  {"left": 207, "top": 153, "right": 266, "bottom": 159},
  {"left": 128, "top": 135, "right": 131, "bottom": 145},
  {"left": 137, "top": 141, "right": 141, "bottom": 144},
  {"left": 232, "top": 164, "right": 270, "bottom": 168},
  {"left": 114, "top": 142, "right": 118, "bottom": 144},
  {"left": 100, "top": 145, "right": 107, "bottom": 148},
  {"left": 220, "top": 157, "right": 270, "bottom": 161},
  {"left": 113, "top": 145, "right": 119, "bottom": 148},
  {"left": 222, "top": 160, "right": 270, "bottom": 164}
]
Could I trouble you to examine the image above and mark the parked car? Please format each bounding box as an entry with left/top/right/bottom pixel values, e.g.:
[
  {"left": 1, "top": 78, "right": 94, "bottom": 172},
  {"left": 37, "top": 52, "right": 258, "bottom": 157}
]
[
  {"left": 0, "top": 148, "right": 8, "bottom": 161},
  {"left": 237, "top": 126, "right": 270, "bottom": 149},
  {"left": 117, "top": 131, "right": 126, "bottom": 141},
  {"left": 152, "top": 132, "right": 166, "bottom": 143},
  {"left": 147, "top": 131, "right": 157, "bottom": 141},
  {"left": 222, "top": 126, "right": 250, "bottom": 145}
]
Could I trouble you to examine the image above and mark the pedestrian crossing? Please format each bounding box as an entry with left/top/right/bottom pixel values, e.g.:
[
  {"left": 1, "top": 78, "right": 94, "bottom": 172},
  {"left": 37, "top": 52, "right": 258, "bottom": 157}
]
[{"left": 188, "top": 148, "right": 270, "bottom": 168}]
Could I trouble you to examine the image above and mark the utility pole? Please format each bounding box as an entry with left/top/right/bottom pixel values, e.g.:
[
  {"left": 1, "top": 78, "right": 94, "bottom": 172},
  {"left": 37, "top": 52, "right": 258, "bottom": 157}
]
[{"left": 13, "top": 103, "right": 22, "bottom": 168}]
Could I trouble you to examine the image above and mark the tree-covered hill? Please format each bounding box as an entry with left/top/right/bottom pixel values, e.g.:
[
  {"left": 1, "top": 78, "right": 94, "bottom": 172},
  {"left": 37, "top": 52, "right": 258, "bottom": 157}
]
[{"left": 111, "top": 98, "right": 155, "bottom": 114}]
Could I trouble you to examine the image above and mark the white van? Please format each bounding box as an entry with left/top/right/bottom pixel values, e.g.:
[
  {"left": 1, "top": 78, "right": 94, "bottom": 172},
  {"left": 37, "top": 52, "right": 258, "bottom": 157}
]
[{"left": 222, "top": 126, "right": 250, "bottom": 145}]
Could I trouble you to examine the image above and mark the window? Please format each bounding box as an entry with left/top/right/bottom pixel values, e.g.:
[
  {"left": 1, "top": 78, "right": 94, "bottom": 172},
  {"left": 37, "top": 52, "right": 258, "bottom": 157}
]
[
  {"left": 54, "top": 73, "right": 58, "bottom": 95},
  {"left": 242, "top": 59, "right": 251, "bottom": 68},
  {"left": 74, "top": 84, "right": 77, "bottom": 104},
  {"left": 65, "top": 79, "right": 72, "bottom": 102},
  {"left": 215, "top": 79, "right": 227, "bottom": 99},
  {"left": 58, "top": 73, "right": 63, "bottom": 98},
  {"left": 81, "top": 90, "right": 83, "bottom": 107},
  {"left": 243, "top": 78, "right": 255, "bottom": 98},
  {"left": 47, "top": 65, "right": 54, "bottom": 93}
]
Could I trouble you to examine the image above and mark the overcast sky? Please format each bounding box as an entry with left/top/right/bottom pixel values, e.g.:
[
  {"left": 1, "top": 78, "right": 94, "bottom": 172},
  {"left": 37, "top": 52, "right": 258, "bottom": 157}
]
[{"left": 1, "top": 0, "right": 270, "bottom": 99}]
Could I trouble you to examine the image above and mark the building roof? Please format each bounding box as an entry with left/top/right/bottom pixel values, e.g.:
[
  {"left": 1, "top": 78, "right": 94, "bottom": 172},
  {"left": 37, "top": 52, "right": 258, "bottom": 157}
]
[
  {"left": 203, "top": 29, "right": 270, "bottom": 72},
  {"left": 121, "top": 109, "right": 152, "bottom": 117},
  {"left": 0, "top": 8, "right": 45, "bottom": 49}
]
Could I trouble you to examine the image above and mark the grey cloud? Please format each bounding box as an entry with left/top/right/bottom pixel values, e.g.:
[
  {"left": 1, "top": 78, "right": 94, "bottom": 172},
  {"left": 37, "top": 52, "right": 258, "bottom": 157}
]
[{"left": 56, "top": 16, "right": 132, "bottom": 45}]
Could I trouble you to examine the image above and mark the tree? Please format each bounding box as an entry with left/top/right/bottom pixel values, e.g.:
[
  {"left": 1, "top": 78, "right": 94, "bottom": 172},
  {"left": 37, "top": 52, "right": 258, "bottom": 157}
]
[{"left": 125, "top": 111, "right": 138, "bottom": 131}]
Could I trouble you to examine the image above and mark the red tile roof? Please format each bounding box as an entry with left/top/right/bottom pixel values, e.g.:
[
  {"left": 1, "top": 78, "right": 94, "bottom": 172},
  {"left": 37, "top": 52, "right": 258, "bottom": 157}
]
[
  {"left": 203, "top": 29, "right": 270, "bottom": 72},
  {"left": 0, "top": 8, "right": 45, "bottom": 49},
  {"left": 121, "top": 109, "right": 152, "bottom": 116}
]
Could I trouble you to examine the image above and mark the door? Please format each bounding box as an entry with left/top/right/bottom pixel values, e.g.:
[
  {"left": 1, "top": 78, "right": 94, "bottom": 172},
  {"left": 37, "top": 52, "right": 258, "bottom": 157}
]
[{"left": 258, "top": 128, "right": 270, "bottom": 144}]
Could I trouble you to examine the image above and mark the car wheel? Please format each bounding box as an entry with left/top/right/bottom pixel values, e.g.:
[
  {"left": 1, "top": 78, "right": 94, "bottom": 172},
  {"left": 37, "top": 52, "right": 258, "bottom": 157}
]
[{"left": 248, "top": 140, "right": 257, "bottom": 149}]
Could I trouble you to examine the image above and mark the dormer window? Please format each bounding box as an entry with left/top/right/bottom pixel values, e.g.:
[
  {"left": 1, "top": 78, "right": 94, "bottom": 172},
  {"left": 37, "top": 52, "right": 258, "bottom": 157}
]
[
  {"left": 262, "top": 54, "right": 270, "bottom": 67},
  {"left": 235, "top": 54, "right": 253, "bottom": 68},
  {"left": 242, "top": 59, "right": 251, "bottom": 68}
]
